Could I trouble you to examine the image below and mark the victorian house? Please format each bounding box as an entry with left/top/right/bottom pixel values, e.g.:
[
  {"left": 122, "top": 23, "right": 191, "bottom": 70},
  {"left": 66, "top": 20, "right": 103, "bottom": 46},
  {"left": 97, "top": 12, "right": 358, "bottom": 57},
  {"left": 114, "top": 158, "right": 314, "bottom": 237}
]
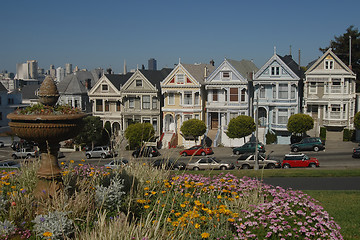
[
  {"left": 88, "top": 68, "right": 171, "bottom": 138},
  {"left": 88, "top": 72, "right": 133, "bottom": 135},
  {"left": 160, "top": 63, "right": 215, "bottom": 148},
  {"left": 205, "top": 59, "right": 258, "bottom": 147},
  {"left": 253, "top": 52, "right": 303, "bottom": 144},
  {"left": 304, "top": 48, "right": 356, "bottom": 140}
]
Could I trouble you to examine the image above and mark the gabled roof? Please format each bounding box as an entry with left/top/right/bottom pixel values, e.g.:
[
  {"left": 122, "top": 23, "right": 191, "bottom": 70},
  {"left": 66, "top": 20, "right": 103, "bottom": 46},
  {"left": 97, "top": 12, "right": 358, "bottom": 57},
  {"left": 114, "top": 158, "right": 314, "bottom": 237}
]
[
  {"left": 20, "top": 84, "right": 40, "bottom": 100},
  {"left": 278, "top": 55, "right": 304, "bottom": 78},
  {"left": 254, "top": 53, "right": 301, "bottom": 80},
  {"left": 182, "top": 63, "right": 215, "bottom": 84},
  {"left": 58, "top": 69, "right": 103, "bottom": 95},
  {"left": 139, "top": 68, "right": 173, "bottom": 87},
  {"left": 105, "top": 72, "right": 133, "bottom": 91},
  {"left": 227, "top": 59, "right": 259, "bottom": 80},
  {"left": 0, "top": 82, "right": 7, "bottom": 92},
  {"left": 305, "top": 48, "right": 355, "bottom": 75}
]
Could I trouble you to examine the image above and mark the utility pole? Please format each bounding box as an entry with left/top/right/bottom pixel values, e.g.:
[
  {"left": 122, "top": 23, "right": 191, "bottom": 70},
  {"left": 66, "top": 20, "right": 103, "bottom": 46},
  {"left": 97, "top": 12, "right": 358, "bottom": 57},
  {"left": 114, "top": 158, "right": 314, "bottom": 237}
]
[{"left": 254, "top": 87, "right": 259, "bottom": 170}]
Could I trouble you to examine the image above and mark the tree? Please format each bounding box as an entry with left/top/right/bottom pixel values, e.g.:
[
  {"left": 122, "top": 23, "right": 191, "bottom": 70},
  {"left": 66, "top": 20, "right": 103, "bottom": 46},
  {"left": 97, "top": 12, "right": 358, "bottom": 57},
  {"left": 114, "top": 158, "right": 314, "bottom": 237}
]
[
  {"left": 226, "top": 115, "right": 255, "bottom": 141},
  {"left": 320, "top": 25, "right": 360, "bottom": 90},
  {"left": 354, "top": 112, "right": 360, "bottom": 130},
  {"left": 287, "top": 113, "right": 314, "bottom": 135},
  {"left": 124, "top": 122, "right": 155, "bottom": 149},
  {"left": 73, "top": 116, "right": 104, "bottom": 148},
  {"left": 180, "top": 119, "right": 206, "bottom": 144}
]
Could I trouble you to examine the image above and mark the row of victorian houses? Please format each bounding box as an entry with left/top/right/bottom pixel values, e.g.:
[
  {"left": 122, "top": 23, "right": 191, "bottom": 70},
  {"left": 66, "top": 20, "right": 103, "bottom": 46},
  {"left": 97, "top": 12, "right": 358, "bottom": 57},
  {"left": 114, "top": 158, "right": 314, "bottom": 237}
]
[
  {"left": 1, "top": 48, "right": 356, "bottom": 148},
  {"left": 85, "top": 48, "right": 356, "bottom": 147}
]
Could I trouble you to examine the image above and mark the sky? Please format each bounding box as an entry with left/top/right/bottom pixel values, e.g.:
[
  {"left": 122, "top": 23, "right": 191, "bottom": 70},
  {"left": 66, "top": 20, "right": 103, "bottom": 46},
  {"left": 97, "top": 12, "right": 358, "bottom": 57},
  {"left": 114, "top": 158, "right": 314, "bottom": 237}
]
[{"left": 1, "top": 0, "right": 359, "bottom": 74}]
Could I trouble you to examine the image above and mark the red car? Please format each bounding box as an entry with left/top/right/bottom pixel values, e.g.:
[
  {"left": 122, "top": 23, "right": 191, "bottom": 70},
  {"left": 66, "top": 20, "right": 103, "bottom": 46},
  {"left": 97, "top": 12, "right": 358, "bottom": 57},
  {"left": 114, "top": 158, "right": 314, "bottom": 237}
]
[
  {"left": 282, "top": 153, "right": 319, "bottom": 168},
  {"left": 180, "top": 145, "right": 213, "bottom": 156}
]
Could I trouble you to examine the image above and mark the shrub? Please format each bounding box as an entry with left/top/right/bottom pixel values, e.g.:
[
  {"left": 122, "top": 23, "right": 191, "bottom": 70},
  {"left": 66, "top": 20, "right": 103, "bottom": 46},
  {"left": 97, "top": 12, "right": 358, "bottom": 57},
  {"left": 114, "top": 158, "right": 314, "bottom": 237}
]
[
  {"left": 95, "top": 175, "right": 126, "bottom": 211},
  {"left": 32, "top": 211, "right": 74, "bottom": 240},
  {"left": 320, "top": 127, "right": 327, "bottom": 141},
  {"left": 343, "top": 128, "right": 355, "bottom": 141},
  {"left": 0, "top": 220, "right": 16, "bottom": 237},
  {"left": 265, "top": 130, "right": 277, "bottom": 144}
]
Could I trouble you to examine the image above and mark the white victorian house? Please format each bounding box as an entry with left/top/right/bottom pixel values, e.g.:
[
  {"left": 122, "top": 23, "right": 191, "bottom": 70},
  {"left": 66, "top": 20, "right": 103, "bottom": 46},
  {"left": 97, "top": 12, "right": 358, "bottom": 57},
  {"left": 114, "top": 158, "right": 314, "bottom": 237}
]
[
  {"left": 253, "top": 52, "right": 303, "bottom": 144},
  {"left": 205, "top": 59, "right": 258, "bottom": 147},
  {"left": 304, "top": 48, "right": 356, "bottom": 140}
]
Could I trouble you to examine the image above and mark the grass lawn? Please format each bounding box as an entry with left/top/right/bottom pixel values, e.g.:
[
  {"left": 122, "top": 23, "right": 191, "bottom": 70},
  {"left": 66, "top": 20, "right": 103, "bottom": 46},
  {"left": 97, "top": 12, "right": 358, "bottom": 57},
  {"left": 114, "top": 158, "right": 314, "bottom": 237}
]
[{"left": 304, "top": 190, "right": 360, "bottom": 240}]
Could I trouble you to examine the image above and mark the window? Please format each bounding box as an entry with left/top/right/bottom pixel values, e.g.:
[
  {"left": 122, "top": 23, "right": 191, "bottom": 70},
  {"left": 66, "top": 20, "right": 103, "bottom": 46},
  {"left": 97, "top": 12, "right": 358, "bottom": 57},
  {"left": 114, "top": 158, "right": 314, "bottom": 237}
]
[
  {"left": 194, "top": 92, "right": 199, "bottom": 105},
  {"left": 129, "top": 97, "right": 135, "bottom": 108},
  {"left": 290, "top": 108, "right": 295, "bottom": 116},
  {"left": 152, "top": 97, "right": 157, "bottom": 109},
  {"left": 330, "top": 104, "right": 341, "bottom": 119},
  {"left": 184, "top": 92, "right": 192, "bottom": 105},
  {"left": 194, "top": 114, "right": 199, "bottom": 119},
  {"left": 309, "top": 82, "right": 317, "bottom": 94},
  {"left": 241, "top": 89, "right": 246, "bottom": 102},
  {"left": 74, "top": 100, "right": 78, "bottom": 108},
  {"left": 271, "top": 66, "right": 280, "bottom": 76},
  {"left": 272, "top": 110, "right": 276, "bottom": 124},
  {"left": 143, "top": 118, "right": 150, "bottom": 123},
  {"left": 8, "top": 98, "right": 14, "bottom": 104},
  {"left": 222, "top": 72, "right": 230, "bottom": 79},
  {"left": 272, "top": 85, "right": 276, "bottom": 99},
  {"left": 331, "top": 78, "right": 341, "bottom": 93},
  {"left": 229, "top": 88, "right": 238, "bottom": 102},
  {"left": 259, "top": 87, "right": 265, "bottom": 99},
  {"left": 278, "top": 84, "right": 288, "bottom": 99},
  {"left": 168, "top": 93, "right": 175, "bottom": 105},
  {"left": 213, "top": 89, "right": 218, "bottom": 101},
  {"left": 291, "top": 85, "right": 296, "bottom": 99},
  {"left": 152, "top": 118, "right": 158, "bottom": 132},
  {"left": 136, "top": 80, "right": 142, "bottom": 87},
  {"left": 176, "top": 74, "right": 184, "bottom": 84},
  {"left": 184, "top": 115, "right": 192, "bottom": 121},
  {"left": 0, "top": 112, "right": 2, "bottom": 120},
  {"left": 96, "top": 99, "right": 103, "bottom": 111},
  {"left": 101, "top": 84, "right": 108, "bottom": 91},
  {"left": 105, "top": 101, "right": 110, "bottom": 112},
  {"left": 116, "top": 101, "right": 121, "bottom": 111},
  {"left": 278, "top": 109, "right": 288, "bottom": 124},
  {"left": 325, "top": 60, "right": 334, "bottom": 70},
  {"left": 142, "top": 96, "right": 150, "bottom": 109}
]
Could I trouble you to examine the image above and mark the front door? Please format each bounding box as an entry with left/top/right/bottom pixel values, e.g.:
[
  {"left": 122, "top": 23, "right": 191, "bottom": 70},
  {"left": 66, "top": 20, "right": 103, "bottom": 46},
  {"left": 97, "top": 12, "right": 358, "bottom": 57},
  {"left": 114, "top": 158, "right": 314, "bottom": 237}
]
[{"left": 211, "top": 112, "right": 219, "bottom": 129}]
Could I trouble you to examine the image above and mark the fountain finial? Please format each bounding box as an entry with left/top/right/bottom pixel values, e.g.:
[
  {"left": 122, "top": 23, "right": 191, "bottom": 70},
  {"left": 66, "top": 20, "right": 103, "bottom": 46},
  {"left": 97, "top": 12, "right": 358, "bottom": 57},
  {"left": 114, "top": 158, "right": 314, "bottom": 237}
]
[{"left": 37, "top": 76, "right": 59, "bottom": 106}]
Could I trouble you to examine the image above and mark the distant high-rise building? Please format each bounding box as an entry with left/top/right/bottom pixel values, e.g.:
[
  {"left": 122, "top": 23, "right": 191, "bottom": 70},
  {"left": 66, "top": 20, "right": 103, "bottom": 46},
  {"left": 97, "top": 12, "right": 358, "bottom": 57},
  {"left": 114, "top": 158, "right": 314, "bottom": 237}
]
[
  {"left": 15, "top": 60, "right": 38, "bottom": 79},
  {"left": 65, "top": 63, "right": 72, "bottom": 76},
  {"left": 148, "top": 58, "right": 157, "bottom": 70},
  {"left": 56, "top": 67, "right": 65, "bottom": 83}
]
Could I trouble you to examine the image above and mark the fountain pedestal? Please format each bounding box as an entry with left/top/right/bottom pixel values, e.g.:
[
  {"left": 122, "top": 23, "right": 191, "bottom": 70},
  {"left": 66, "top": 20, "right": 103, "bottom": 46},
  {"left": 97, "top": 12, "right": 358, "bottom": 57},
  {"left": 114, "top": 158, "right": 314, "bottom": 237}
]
[{"left": 7, "top": 76, "right": 86, "bottom": 198}]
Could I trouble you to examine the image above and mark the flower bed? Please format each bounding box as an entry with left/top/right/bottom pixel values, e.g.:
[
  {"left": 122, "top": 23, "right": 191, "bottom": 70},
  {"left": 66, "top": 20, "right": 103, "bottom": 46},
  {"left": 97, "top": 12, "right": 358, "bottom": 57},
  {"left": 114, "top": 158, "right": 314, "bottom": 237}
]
[
  {"left": 14, "top": 103, "right": 81, "bottom": 115},
  {"left": 0, "top": 161, "right": 343, "bottom": 239}
]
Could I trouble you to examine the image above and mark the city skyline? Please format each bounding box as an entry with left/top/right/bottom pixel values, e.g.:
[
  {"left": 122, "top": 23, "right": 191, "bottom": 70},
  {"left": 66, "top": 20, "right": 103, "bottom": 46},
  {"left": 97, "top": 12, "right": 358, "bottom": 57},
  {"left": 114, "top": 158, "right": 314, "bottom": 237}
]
[{"left": 1, "top": 0, "right": 358, "bottom": 74}]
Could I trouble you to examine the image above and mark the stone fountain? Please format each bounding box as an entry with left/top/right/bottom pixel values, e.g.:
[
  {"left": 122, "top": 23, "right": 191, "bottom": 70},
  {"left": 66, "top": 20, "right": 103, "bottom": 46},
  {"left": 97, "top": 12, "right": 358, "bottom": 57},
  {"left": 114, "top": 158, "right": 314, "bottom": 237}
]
[{"left": 7, "top": 76, "right": 86, "bottom": 198}]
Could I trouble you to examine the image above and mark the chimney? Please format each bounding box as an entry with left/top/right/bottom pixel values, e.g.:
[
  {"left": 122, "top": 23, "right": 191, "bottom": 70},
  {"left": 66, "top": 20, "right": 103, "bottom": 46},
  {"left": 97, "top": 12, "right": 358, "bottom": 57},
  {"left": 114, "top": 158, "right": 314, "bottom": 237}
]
[
  {"left": 142, "top": 64, "right": 145, "bottom": 70},
  {"left": 106, "top": 68, "right": 112, "bottom": 74},
  {"left": 210, "top": 59, "right": 215, "bottom": 66},
  {"left": 298, "top": 49, "right": 301, "bottom": 70},
  {"left": 349, "top": 36, "right": 352, "bottom": 70},
  {"left": 204, "top": 66, "right": 208, "bottom": 78},
  {"left": 85, "top": 79, "right": 91, "bottom": 90}
]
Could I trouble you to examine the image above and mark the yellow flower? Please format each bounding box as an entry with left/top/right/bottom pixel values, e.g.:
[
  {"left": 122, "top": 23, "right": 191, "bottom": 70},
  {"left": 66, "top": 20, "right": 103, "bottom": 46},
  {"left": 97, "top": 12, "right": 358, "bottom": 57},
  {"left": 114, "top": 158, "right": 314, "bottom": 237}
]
[
  {"left": 70, "top": 160, "right": 74, "bottom": 163},
  {"left": 194, "top": 223, "right": 200, "bottom": 229},
  {"left": 43, "top": 232, "right": 53, "bottom": 237},
  {"left": 201, "top": 232, "right": 210, "bottom": 239},
  {"left": 194, "top": 200, "right": 202, "bottom": 206},
  {"left": 144, "top": 187, "right": 149, "bottom": 191},
  {"left": 60, "top": 162, "right": 65, "bottom": 165},
  {"left": 81, "top": 159, "right": 85, "bottom": 162},
  {"left": 227, "top": 218, "right": 235, "bottom": 222},
  {"left": 180, "top": 203, "right": 186, "bottom": 208},
  {"left": 144, "top": 205, "right": 150, "bottom": 209},
  {"left": 167, "top": 217, "right": 172, "bottom": 222},
  {"left": 217, "top": 195, "right": 222, "bottom": 199},
  {"left": 161, "top": 190, "right": 166, "bottom": 194},
  {"left": 151, "top": 191, "right": 157, "bottom": 195},
  {"left": 175, "top": 212, "right": 181, "bottom": 217},
  {"left": 78, "top": 164, "right": 83, "bottom": 166},
  {"left": 11, "top": 186, "right": 16, "bottom": 189}
]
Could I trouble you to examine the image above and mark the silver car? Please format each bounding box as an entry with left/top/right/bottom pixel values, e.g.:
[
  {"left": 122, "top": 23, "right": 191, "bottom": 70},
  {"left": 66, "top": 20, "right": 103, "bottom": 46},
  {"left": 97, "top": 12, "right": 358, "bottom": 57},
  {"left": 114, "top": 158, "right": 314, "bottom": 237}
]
[
  {"left": 186, "top": 157, "right": 235, "bottom": 170},
  {"left": 0, "top": 161, "right": 21, "bottom": 169},
  {"left": 236, "top": 152, "right": 280, "bottom": 169},
  {"left": 85, "top": 146, "right": 113, "bottom": 159}
]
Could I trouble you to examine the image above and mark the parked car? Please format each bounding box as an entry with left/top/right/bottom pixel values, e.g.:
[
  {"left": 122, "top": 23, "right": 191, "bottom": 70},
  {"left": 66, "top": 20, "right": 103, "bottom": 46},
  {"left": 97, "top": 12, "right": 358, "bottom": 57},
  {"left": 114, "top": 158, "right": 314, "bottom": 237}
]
[
  {"left": 290, "top": 137, "right": 325, "bottom": 152},
  {"left": 0, "top": 161, "right": 21, "bottom": 169},
  {"left": 85, "top": 146, "right": 114, "bottom": 159},
  {"left": 282, "top": 153, "right": 319, "bottom": 168},
  {"left": 152, "top": 159, "right": 186, "bottom": 170},
  {"left": 352, "top": 147, "right": 360, "bottom": 158},
  {"left": 11, "top": 140, "right": 36, "bottom": 151},
  {"left": 232, "top": 142, "right": 265, "bottom": 155},
  {"left": 104, "top": 158, "right": 129, "bottom": 169},
  {"left": 12, "top": 148, "right": 39, "bottom": 159},
  {"left": 132, "top": 146, "right": 161, "bottom": 158},
  {"left": 0, "top": 141, "right": 4, "bottom": 147},
  {"left": 180, "top": 145, "right": 213, "bottom": 156},
  {"left": 236, "top": 152, "right": 281, "bottom": 169},
  {"left": 186, "top": 157, "right": 235, "bottom": 170}
]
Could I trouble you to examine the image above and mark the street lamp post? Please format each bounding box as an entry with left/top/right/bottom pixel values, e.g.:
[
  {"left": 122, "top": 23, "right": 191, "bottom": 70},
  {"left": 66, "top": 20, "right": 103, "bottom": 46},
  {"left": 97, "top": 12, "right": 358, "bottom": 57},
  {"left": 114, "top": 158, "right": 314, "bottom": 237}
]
[{"left": 254, "top": 87, "right": 259, "bottom": 170}]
